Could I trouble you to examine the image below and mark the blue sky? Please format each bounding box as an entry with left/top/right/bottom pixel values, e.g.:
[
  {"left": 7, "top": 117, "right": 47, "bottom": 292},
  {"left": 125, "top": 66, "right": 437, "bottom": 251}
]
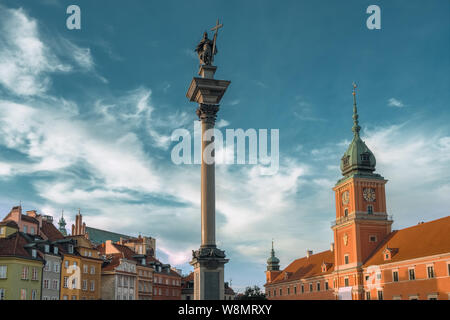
[{"left": 0, "top": 0, "right": 449, "bottom": 292}]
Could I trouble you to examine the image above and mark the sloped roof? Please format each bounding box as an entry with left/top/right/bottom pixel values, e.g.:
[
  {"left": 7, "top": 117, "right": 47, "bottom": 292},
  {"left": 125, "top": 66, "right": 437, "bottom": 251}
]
[
  {"left": 0, "top": 232, "right": 44, "bottom": 261},
  {"left": 102, "top": 254, "right": 122, "bottom": 272},
  {"left": 0, "top": 220, "right": 19, "bottom": 228},
  {"left": 41, "top": 220, "right": 64, "bottom": 241},
  {"left": 364, "top": 216, "right": 450, "bottom": 267},
  {"left": 270, "top": 250, "right": 334, "bottom": 284},
  {"left": 85, "top": 226, "right": 133, "bottom": 245}
]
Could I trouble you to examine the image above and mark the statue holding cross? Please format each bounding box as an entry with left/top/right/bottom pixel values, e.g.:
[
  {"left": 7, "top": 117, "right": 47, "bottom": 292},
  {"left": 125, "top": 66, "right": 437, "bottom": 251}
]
[{"left": 195, "top": 19, "right": 223, "bottom": 66}]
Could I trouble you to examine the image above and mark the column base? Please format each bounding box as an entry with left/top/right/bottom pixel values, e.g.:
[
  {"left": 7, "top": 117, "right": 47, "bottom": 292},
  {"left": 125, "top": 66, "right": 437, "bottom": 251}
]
[{"left": 190, "top": 246, "right": 229, "bottom": 300}]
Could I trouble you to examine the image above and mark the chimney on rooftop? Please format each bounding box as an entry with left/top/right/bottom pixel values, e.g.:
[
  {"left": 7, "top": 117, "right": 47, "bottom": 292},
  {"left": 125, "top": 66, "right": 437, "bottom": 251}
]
[
  {"left": 26, "top": 210, "right": 37, "bottom": 217},
  {"left": 330, "top": 243, "right": 334, "bottom": 252},
  {"left": 306, "top": 250, "right": 313, "bottom": 258}
]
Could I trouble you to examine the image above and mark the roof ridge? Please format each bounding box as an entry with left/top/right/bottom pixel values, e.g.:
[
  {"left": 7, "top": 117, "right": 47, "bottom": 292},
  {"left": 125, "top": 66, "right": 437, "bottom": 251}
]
[{"left": 395, "top": 215, "right": 450, "bottom": 232}]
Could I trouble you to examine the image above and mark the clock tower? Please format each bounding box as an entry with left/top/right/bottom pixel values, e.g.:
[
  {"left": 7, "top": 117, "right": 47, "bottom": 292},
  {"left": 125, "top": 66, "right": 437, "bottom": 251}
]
[{"left": 332, "top": 84, "right": 393, "bottom": 276}]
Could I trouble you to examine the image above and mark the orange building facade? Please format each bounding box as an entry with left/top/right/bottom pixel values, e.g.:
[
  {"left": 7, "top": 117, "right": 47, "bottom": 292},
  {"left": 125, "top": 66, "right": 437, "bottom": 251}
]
[{"left": 264, "top": 88, "right": 450, "bottom": 300}]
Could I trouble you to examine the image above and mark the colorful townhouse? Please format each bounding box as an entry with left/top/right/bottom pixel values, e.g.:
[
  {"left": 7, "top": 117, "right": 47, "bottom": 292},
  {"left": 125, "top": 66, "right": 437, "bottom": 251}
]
[
  {"left": 264, "top": 89, "right": 450, "bottom": 300},
  {"left": 59, "top": 235, "right": 103, "bottom": 300},
  {"left": 0, "top": 221, "right": 44, "bottom": 300},
  {"left": 98, "top": 241, "right": 138, "bottom": 300}
]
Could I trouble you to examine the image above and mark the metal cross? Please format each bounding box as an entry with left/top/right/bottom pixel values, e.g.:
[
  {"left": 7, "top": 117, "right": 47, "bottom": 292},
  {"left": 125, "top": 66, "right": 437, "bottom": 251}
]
[{"left": 210, "top": 19, "right": 223, "bottom": 63}]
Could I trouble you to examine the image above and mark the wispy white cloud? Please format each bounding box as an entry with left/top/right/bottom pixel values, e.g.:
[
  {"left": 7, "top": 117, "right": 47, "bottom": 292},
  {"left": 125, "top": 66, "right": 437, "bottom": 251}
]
[
  {"left": 388, "top": 97, "right": 405, "bottom": 108},
  {"left": 216, "top": 119, "right": 230, "bottom": 128},
  {"left": 0, "top": 6, "right": 71, "bottom": 96}
]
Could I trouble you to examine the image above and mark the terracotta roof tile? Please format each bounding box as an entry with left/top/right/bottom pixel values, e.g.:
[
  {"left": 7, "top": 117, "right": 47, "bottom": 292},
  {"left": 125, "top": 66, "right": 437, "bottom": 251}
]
[
  {"left": 0, "top": 232, "right": 42, "bottom": 261},
  {"left": 271, "top": 250, "right": 334, "bottom": 284},
  {"left": 41, "top": 220, "right": 64, "bottom": 241},
  {"left": 364, "top": 216, "right": 450, "bottom": 267}
]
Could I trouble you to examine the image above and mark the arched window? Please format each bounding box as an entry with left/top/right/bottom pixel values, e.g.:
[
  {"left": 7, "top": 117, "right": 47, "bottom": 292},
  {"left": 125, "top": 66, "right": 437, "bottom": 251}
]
[{"left": 344, "top": 208, "right": 348, "bottom": 217}]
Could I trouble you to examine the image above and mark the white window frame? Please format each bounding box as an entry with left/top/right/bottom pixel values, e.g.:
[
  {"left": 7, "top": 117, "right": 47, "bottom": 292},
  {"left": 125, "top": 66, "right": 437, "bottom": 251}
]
[
  {"left": 43, "top": 279, "right": 50, "bottom": 289},
  {"left": 408, "top": 267, "right": 416, "bottom": 280},
  {"left": 426, "top": 264, "right": 435, "bottom": 279},
  {"left": 377, "top": 290, "right": 383, "bottom": 300},
  {"left": 21, "top": 266, "right": 29, "bottom": 280},
  {"left": 52, "top": 279, "right": 59, "bottom": 290},
  {"left": 32, "top": 267, "right": 38, "bottom": 280},
  {"left": 392, "top": 270, "right": 399, "bottom": 282},
  {"left": 0, "top": 266, "right": 7, "bottom": 279},
  {"left": 392, "top": 295, "right": 402, "bottom": 300},
  {"left": 90, "top": 280, "right": 95, "bottom": 291},
  {"left": 82, "top": 279, "right": 87, "bottom": 291},
  {"left": 409, "top": 294, "right": 419, "bottom": 300}
]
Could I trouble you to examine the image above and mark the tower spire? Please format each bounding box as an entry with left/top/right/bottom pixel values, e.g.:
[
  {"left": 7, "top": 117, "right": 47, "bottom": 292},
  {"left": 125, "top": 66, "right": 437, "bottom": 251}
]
[
  {"left": 58, "top": 209, "right": 67, "bottom": 236},
  {"left": 267, "top": 239, "right": 280, "bottom": 271},
  {"left": 352, "top": 82, "right": 361, "bottom": 137}
]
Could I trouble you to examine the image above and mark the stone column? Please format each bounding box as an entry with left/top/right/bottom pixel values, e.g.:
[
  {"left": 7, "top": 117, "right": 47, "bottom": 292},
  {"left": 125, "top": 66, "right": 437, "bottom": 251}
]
[
  {"left": 186, "top": 65, "right": 230, "bottom": 300},
  {"left": 197, "top": 103, "right": 219, "bottom": 247}
]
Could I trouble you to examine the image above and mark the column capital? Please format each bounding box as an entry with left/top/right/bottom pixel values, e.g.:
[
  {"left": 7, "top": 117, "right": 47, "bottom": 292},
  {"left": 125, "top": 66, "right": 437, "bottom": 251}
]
[{"left": 196, "top": 104, "right": 220, "bottom": 124}]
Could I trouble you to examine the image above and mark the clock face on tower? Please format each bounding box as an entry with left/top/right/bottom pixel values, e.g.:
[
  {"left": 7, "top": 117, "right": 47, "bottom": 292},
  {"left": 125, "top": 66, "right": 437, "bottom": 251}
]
[
  {"left": 363, "top": 188, "right": 376, "bottom": 202},
  {"left": 342, "top": 191, "right": 350, "bottom": 205}
]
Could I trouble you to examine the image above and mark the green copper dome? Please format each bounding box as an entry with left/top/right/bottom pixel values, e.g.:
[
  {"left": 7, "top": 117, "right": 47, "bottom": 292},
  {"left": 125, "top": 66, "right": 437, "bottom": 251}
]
[
  {"left": 340, "top": 85, "right": 376, "bottom": 177},
  {"left": 267, "top": 241, "right": 280, "bottom": 271}
]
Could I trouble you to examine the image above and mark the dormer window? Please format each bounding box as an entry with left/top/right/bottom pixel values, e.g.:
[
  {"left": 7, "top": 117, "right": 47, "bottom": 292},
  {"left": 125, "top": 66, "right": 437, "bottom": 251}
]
[
  {"left": 32, "top": 249, "right": 37, "bottom": 258},
  {"left": 367, "top": 205, "right": 373, "bottom": 214},
  {"left": 44, "top": 245, "right": 50, "bottom": 253},
  {"left": 142, "top": 258, "right": 146, "bottom": 265},
  {"left": 361, "top": 153, "right": 370, "bottom": 162},
  {"left": 321, "top": 263, "right": 328, "bottom": 273},
  {"left": 68, "top": 244, "right": 74, "bottom": 254},
  {"left": 383, "top": 248, "right": 393, "bottom": 261},
  {"left": 54, "top": 247, "right": 58, "bottom": 255}
]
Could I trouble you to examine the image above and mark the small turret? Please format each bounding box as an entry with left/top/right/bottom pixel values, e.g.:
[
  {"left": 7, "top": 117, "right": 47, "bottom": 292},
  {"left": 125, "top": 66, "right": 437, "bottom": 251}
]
[
  {"left": 266, "top": 240, "right": 280, "bottom": 271},
  {"left": 58, "top": 210, "right": 67, "bottom": 236},
  {"left": 340, "top": 83, "right": 377, "bottom": 178}
]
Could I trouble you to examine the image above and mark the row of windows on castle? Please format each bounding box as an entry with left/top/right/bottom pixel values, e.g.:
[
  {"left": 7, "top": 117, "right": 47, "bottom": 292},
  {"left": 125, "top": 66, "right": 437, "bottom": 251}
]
[
  {"left": 267, "top": 264, "right": 450, "bottom": 298},
  {"left": 343, "top": 205, "right": 373, "bottom": 217}
]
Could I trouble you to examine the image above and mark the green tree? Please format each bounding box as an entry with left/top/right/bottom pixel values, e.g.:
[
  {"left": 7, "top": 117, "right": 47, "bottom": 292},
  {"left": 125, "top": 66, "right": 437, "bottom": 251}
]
[{"left": 236, "top": 285, "right": 266, "bottom": 300}]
